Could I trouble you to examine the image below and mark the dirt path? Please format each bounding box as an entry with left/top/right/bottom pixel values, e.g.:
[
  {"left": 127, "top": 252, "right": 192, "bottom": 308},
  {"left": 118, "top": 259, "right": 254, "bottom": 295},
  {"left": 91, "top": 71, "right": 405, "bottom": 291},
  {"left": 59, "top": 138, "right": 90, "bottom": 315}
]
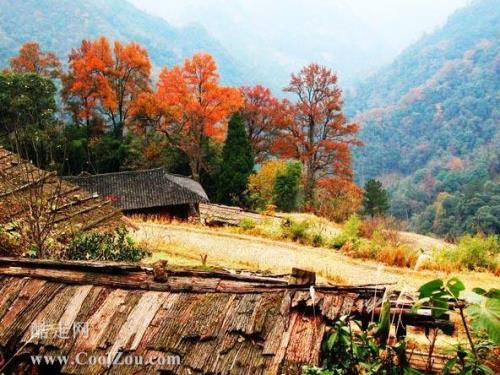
[{"left": 134, "top": 223, "right": 499, "bottom": 291}]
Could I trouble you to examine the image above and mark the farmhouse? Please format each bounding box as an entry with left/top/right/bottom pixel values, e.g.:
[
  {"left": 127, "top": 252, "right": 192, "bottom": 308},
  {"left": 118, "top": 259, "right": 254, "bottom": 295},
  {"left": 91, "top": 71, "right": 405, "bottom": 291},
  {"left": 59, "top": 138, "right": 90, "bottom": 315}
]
[
  {"left": 65, "top": 168, "right": 209, "bottom": 219},
  {"left": 0, "top": 258, "right": 453, "bottom": 374}
]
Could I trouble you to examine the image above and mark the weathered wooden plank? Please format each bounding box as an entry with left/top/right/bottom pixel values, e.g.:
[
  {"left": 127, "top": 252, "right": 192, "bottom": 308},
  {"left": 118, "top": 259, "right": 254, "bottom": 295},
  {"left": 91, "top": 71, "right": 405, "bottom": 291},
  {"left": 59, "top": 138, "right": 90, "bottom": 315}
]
[
  {"left": 61, "top": 289, "right": 129, "bottom": 374},
  {"left": 284, "top": 315, "right": 326, "bottom": 368},
  {"left": 21, "top": 285, "right": 79, "bottom": 345},
  {"left": 226, "top": 294, "right": 261, "bottom": 334},
  {"left": 181, "top": 293, "right": 233, "bottom": 340},
  {"left": 0, "top": 279, "right": 47, "bottom": 335},
  {"left": 0, "top": 277, "right": 28, "bottom": 320},
  {"left": 107, "top": 290, "right": 167, "bottom": 357},
  {"left": 0, "top": 281, "right": 62, "bottom": 350},
  {"left": 0, "top": 256, "right": 142, "bottom": 274},
  {"left": 265, "top": 311, "right": 298, "bottom": 375}
]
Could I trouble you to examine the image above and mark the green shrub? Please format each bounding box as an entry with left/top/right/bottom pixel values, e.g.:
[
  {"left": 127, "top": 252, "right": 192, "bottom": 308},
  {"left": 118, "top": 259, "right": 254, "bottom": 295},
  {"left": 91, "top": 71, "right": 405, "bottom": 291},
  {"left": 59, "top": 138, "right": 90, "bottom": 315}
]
[
  {"left": 456, "top": 234, "right": 499, "bottom": 272},
  {"left": 66, "top": 226, "right": 150, "bottom": 262},
  {"left": 329, "top": 235, "right": 348, "bottom": 249},
  {"left": 311, "top": 232, "right": 325, "bottom": 247},
  {"left": 239, "top": 218, "right": 256, "bottom": 230},
  {"left": 343, "top": 214, "right": 362, "bottom": 238},
  {"left": 329, "top": 214, "right": 362, "bottom": 249},
  {"left": 283, "top": 219, "right": 310, "bottom": 243}
]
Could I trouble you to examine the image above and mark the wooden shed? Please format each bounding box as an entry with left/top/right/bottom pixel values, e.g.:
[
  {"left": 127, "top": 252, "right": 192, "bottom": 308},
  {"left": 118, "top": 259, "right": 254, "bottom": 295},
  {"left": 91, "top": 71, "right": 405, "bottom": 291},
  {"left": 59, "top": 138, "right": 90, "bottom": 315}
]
[{"left": 65, "top": 168, "right": 209, "bottom": 220}]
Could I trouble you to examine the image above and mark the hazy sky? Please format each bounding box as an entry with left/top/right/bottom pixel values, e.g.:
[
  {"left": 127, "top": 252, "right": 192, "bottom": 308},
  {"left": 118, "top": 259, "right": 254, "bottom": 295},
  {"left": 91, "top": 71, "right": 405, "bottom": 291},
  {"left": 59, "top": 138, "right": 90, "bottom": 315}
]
[
  {"left": 129, "top": 0, "right": 471, "bottom": 87},
  {"left": 131, "top": 0, "right": 469, "bottom": 52}
]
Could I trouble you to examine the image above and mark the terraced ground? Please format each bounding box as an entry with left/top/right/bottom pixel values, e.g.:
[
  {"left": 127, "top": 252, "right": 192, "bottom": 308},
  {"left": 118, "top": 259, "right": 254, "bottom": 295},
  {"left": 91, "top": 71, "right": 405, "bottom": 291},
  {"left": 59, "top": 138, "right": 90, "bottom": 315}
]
[{"left": 133, "top": 222, "right": 499, "bottom": 291}]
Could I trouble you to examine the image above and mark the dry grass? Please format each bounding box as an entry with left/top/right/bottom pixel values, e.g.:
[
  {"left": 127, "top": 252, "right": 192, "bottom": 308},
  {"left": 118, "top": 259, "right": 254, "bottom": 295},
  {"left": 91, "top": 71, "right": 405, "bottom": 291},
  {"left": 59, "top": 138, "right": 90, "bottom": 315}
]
[{"left": 131, "top": 222, "right": 499, "bottom": 290}]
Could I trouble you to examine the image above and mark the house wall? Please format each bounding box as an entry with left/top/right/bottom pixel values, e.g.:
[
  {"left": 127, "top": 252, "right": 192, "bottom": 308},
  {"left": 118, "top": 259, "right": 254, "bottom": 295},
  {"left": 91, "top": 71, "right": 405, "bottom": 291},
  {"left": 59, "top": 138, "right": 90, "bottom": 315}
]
[{"left": 124, "top": 204, "right": 198, "bottom": 221}]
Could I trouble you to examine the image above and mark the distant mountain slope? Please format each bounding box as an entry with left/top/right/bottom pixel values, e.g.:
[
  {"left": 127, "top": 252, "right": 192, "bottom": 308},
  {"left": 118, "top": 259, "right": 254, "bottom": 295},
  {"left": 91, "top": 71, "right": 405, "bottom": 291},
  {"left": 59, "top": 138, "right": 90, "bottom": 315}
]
[
  {"left": 0, "top": 0, "right": 248, "bottom": 85},
  {"left": 346, "top": 0, "right": 500, "bottom": 236},
  {"left": 346, "top": 0, "right": 499, "bottom": 114}
]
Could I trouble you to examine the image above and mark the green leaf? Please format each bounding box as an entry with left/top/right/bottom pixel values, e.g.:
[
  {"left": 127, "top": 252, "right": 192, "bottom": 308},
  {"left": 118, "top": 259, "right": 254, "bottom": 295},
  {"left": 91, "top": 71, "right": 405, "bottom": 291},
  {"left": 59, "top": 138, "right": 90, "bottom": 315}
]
[
  {"left": 466, "top": 297, "right": 500, "bottom": 344},
  {"left": 442, "top": 358, "right": 457, "bottom": 374},
  {"left": 374, "top": 299, "right": 390, "bottom": 346},
  {"left": 472, "top": 287, "right": 487, "bottom": 296},
  {"left": 418, "top": 279, "right": 444, "bottom": 298},
  {"left": 326, "top": 331, "right": 338, "bottom": 350},
  {"left": 430, "top": 296, "right": 450, "bottom": 318},
  {"left": 481, "top": 288, "right": 500, "bottom": 299},
  {"left": 446, "top": 277, "right": 465, "bottom": 298}
]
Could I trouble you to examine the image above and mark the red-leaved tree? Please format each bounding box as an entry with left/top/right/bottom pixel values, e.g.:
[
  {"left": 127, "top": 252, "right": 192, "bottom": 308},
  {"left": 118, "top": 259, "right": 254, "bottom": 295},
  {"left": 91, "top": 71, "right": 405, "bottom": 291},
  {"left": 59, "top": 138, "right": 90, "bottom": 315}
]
[
  {"left": 274, "top": 63, "right": 360, "bottom": 203},
  {"left": 63, "top": 37, "right": 152, "bottom": 137},
  {"left": 239, "top": 85, "right": 280, "bottom": 162},
  {"left": 154, "top": 53, "right": 242, "bottom": 180},
  {"left": 9, "top": 42, "right": 61, "bottom": 78}
]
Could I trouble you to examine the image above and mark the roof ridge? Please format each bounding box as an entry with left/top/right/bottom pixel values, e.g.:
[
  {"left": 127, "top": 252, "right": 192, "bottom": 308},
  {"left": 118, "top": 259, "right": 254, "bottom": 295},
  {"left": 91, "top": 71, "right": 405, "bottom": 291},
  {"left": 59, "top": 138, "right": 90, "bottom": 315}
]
[{"left": 66, "top": 167, "right": 164, "bottom": 179}]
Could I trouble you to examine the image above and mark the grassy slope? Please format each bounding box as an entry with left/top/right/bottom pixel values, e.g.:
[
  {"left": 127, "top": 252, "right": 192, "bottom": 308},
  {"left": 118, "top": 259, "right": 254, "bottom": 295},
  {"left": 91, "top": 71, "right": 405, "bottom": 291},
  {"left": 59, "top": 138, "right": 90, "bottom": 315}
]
[{"left": 133, "top": 221, "right": 498, "bottom": 291}]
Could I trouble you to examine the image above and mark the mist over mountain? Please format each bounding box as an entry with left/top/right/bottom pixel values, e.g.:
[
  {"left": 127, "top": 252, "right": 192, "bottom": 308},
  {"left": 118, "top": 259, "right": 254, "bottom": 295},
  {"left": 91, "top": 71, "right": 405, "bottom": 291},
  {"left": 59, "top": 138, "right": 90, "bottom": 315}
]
[
  {"left": 131, "top": 0, "right": 468, "bottom": 92},
  {"left": 0, "top": 0, "right": 249, "bottom": 85}
]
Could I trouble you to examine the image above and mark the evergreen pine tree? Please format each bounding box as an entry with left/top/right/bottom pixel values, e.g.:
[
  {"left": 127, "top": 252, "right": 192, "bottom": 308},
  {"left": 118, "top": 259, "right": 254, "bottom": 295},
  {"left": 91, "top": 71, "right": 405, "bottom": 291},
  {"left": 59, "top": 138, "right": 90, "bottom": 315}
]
[
  {"left": 216, "top": 112, "right": 254, "bottom": 206},
  {"left": 362, "top": 179, "right": 390, "bottom": 217}
]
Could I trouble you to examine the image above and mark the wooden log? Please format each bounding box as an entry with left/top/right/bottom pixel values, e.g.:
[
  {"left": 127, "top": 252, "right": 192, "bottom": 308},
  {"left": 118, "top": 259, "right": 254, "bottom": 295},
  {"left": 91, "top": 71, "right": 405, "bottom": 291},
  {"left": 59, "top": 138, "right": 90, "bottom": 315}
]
[{"left": 0, "top": 257, "right": 143, "bottom": 273}]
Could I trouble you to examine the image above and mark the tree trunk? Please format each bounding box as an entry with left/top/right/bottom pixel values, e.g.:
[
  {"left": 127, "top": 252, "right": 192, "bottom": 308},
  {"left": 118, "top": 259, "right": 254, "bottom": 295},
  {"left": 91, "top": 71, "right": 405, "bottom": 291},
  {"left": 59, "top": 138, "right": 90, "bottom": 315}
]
[{"left": 304, "top": 160, "right": 315, "bottom": 204}]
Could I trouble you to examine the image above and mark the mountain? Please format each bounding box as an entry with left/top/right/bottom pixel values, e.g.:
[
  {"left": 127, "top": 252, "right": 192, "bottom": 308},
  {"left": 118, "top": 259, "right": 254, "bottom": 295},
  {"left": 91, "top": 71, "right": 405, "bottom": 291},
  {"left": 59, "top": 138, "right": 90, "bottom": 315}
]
[
  {"left": 0, "top": 0, "right": 249, "bottom": 85},
  {"left": 346, "top": 0, "right": 500, "bottom": 237}
]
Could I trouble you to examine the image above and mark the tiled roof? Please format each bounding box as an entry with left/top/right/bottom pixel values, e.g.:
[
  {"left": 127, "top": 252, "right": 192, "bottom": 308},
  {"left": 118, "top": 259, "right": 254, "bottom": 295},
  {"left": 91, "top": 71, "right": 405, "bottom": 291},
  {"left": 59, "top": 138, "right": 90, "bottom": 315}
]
[{"left": 64, "top": 168, "right": 209, "bottom": 211}]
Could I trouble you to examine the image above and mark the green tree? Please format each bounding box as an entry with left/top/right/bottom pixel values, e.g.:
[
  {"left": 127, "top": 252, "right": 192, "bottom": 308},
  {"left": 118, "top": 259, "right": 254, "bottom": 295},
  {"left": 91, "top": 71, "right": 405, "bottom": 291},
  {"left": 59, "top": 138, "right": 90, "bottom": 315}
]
[
  {"left": 216, "top": 113, "right": 254, "bottom": 206},
  {"left": 273, "top": 160, "right": 302, "bottom": 212},
  {"left": 0, "top": 73, "right": 58, "bottom": 166},
  {"left": 362, "top": 179, "right": 390, "bottom": 217}
]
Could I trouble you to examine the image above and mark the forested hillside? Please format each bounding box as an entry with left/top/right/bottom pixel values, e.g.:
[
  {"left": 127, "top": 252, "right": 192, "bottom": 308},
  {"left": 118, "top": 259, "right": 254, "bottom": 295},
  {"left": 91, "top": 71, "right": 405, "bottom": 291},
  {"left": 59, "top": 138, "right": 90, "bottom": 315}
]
[
  {"left": 0, "top": 0, "right": 247, "bottom": 85},
  {"left": 346, "top": 0, "right": 499, "bottom": 237}
]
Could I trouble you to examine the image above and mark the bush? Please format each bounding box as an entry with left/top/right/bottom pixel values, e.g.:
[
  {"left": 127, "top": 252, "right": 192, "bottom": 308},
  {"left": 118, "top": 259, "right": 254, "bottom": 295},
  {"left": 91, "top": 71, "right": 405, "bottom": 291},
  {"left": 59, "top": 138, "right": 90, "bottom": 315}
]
[
  {"left": 456, "top": 234, "right": 499, "bottom": 272},
  {"left": 66, "top": 226, "right": 150, "bottom": 262},
  {"left": 311, "top": 232, "right": 325, "bottom": 247},
  {"left": 247, "top": 160, "right": 286, "bottom": 210},
  {"left": 282, "top": 219, "right": 310, "bottom": 243},
  {"left": 239, "top": 218, "right": 256, "bottom": 230},
  {"left": 343, "top": 214, "right": 362, "bottom": 238},
  {"left": 0, "top": 222, "right": 22, "bottom": 256},
  {"left": 332, "top": 216, "right": 418, "bottom": 268}
]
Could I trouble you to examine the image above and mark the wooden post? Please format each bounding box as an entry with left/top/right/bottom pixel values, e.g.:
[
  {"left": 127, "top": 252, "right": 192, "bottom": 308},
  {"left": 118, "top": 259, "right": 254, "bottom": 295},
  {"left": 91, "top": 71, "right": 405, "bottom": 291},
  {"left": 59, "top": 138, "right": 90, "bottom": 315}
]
[
  {"left": 152, "top": 260, "right": 168, "bottom": 282},
  {"left": 290, "top": 268, "right": 316, "bottom": 285}
]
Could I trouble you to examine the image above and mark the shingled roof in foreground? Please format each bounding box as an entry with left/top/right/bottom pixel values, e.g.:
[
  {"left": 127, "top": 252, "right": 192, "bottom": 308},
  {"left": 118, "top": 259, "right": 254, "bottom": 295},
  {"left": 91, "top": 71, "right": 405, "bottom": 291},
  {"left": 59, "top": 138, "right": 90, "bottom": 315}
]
[
  {"left": 64, "top": 168, "right": 209, "bottom": 211},
  {"left": 0, "top": 257, "right": 386, "bottom": 374}
]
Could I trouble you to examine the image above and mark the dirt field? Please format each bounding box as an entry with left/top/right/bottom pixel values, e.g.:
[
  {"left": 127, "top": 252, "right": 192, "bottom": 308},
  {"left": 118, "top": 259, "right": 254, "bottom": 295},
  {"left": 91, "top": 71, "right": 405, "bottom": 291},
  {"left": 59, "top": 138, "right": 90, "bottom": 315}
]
[{"left": 133, "top": 222, "right": 499, "bottom": 291}]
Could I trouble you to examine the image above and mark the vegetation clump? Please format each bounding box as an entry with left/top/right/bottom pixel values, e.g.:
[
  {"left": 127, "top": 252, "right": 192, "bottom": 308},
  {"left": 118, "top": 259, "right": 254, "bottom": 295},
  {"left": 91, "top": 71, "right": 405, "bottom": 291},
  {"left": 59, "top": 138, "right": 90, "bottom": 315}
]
[
  {"left": 305, "top": 278, "right": 499, "bottom": 374},
  {"left": 273, "top": 160, "right": 302, "bottom": 212},
  {"left": 425, "top": 234, "right": 500, "bottom": 275},
  {"left": 65, "top": 226, "right": 150, "bottom": 262}
]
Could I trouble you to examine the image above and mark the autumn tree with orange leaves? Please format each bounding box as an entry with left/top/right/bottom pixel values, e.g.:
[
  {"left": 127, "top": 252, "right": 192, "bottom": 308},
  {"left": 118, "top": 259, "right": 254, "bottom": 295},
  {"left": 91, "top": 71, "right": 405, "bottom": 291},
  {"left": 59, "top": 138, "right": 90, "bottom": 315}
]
[
  {"left": 9, "top": 42, "right": 61, "bottom": 78},
  {"left": 239, "top": 85, "right": 280, "bottom": 162},
  {"left": 64, "top": 37, "right": 151, "bottom": 137},
  {"left": 152, "top": 53, "right": 242, "bottom": 180},
  {"left": 274, "top": 63, "right": 360, "bottom": 204}
]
